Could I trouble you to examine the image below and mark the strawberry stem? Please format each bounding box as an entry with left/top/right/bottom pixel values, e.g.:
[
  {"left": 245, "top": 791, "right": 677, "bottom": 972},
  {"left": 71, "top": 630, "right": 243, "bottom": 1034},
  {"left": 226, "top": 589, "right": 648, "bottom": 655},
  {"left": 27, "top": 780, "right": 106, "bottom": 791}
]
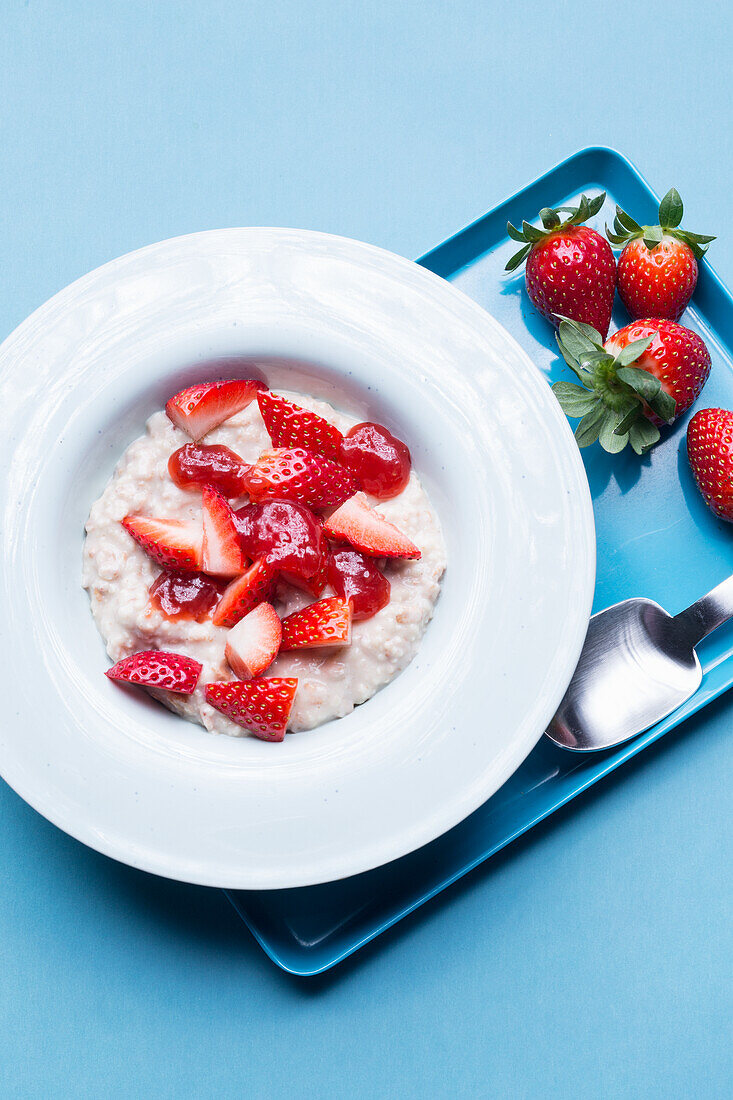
[
  {"left": 551, "top": 319, "right": 673, "bottom": 455},
  {"left": 606, "top": 188, "right": 715, "bottom": 260},
  {"left": 505, "top": 192, "right": 606, "bottom": 272}
]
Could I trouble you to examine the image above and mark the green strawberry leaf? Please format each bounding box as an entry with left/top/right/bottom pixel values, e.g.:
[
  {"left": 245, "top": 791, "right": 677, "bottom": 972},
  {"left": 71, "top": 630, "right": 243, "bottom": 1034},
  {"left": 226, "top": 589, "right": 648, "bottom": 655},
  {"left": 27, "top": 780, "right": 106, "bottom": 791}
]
[
  {"left": 539, "top": 208, "right": 561, "bottom": 230},
  {"left": 606, "top": 224, "right": 629, "bottom": 246},
  {"left": 555, "top": 338, "right": 594, "bottom": 384},
  {"left": 642, "top": 224, "right": 664, "bottom": 250},
  {"left": 551, "top": 381, "right": 599, "bottom": 418},
  {"left": 505, "top": 244, "right": 531, "bottom": 272},
  {"left": 557, "top": 322, "right": 599, "bottom": 363},
  {"left": 556, "top": 339, "right": 584, "bottom": 377},
  {"left": 506, "top": 221, "right": 526, "bottom": 243},
  {"left": 673, "top": 229, "right": 717, "bottom": 260},
  {"left": 603, "top": 430, "right": 630, "bottom": 453},
  {"left": 612, "top": 216, "right": 633, "bottom": 239},
  {"left": 577, "top": 349, "right": 612, "bottom": 369},
  {"left": 683, "top": 231, "right": 716, "bottom": 244},
  {"left": 557, "top": 354, "right": 594, "bottom": 388},
  {"left": 556, "top": 316, "right": 603, "bottom": 347},
  {"left": 599, "top": 410, "right": 630, "bottom": 454},
  {"left": 585, "top": 192, "right": 606, "bottom": 218},
  {"left": 505, "top": 192, "right": 611, "bottom": 265},
  {"left": 647, "top": 388, "right": 676, "bottom": 423},
  {"left": 521, "top": 220, "right": 544, "bottom": 242},
  {"left": 574, "top": 403, "right": 607, "bottom": 448},
  {"left": 614, "top": 404, "right": 642, "bottom": 436},
  {"left": 628, "top": 418, "right": 661, "bottom": 455},
  {"left": 658, "top": 187, "right": 683, "bottom": 229},
  {"left": 616, "top": 365, "right": 662, "bottom": 401},
  {"left": 614, "top": 205, "right": 642, "bottom": 234},
  {"left": 613, "top": 335, "right": 654, "bottom": 367},
  {"left": 567, "top": 195, "right": 590, "bottom": 226}
]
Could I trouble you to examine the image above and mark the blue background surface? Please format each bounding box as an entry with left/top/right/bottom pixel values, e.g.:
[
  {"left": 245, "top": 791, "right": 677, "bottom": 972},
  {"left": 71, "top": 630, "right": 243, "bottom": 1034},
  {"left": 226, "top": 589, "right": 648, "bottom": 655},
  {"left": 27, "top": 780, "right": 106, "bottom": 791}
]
[{"left": 1, "top": 3, "right": 731, "bottom": 1097}]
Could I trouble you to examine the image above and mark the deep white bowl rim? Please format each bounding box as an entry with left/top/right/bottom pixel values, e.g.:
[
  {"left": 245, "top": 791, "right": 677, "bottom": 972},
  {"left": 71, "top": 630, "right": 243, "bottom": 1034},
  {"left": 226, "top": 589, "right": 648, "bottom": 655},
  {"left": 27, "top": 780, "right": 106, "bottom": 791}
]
[{"left": 0, "top": 227, "right": 595, "bottom": 888}]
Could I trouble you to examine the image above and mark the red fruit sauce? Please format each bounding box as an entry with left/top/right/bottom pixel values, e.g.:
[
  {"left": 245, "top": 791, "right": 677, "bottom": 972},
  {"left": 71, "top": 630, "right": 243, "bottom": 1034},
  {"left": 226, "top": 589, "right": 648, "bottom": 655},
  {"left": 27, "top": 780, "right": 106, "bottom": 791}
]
[
  {"left": 327, "top": 548, "right": 390, "bottom": 620},
  {"left": 235, "top": 499, "right": 325, "bottom": 580},
  {"left": 168, "top": 444, "right": 250, "bottom": 498},
  {"left": 149, "top": 570, "right": 226, "bottom": 621},
  {"left": 337, "top": 422, "right": 411, "bottom": 499}
]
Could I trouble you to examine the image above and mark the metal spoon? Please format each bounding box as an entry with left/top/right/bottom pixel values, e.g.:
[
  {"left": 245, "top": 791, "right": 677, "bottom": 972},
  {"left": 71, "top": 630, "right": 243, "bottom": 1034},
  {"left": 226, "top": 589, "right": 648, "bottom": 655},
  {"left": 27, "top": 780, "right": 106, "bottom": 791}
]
[{"left": 546, "top": 573, "right": 733, "bottom": 751}]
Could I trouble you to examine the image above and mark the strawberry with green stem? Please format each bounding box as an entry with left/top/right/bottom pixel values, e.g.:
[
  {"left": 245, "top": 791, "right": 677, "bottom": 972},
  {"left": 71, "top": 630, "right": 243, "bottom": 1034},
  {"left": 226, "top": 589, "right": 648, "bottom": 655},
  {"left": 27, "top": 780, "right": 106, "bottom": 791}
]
[
  {"left": 552, "top": 316, "right": 711, "bottom": 455},
  {"left": 506, "top": 192, "right": 616, "bottom": 339},
  {"left": 607, "top": 188, "right": 715, "bottom": 321}
]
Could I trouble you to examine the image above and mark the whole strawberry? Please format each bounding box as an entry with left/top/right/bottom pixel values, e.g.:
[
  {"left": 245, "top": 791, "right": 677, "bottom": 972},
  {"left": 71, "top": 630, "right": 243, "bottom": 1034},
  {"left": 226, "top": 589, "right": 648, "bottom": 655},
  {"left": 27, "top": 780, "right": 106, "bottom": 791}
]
[
  {"left": 607, "top": 188, "right": 715, "bottom": 321},
  {"left": 552, "top": 317, "right": 711, "bottom": 454},
  {"left": 687, "top": 408, "right": 733, "bottom": 521},
  {"left": 506, "top": 192, "right": 616, "bottom": 339}
]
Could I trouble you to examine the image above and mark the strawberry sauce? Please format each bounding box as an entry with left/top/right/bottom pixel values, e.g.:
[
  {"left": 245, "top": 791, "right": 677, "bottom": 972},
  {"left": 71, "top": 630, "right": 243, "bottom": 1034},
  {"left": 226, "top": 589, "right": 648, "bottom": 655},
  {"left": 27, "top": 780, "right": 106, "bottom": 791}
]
[
  {"left": 327, "top": 548, "right": 391, "bottom": 620},
  {"left": 338, "top": 423, "right": 411, "bottom": 499},
  {"left": 149, "top": 570, "right": 226, "bottom": 621},
  {"left": 235, "top": 499, "right": 326, "bottom": 579},
  {"left": 168, "top": 443, "right": 250, "bottom": 498}
]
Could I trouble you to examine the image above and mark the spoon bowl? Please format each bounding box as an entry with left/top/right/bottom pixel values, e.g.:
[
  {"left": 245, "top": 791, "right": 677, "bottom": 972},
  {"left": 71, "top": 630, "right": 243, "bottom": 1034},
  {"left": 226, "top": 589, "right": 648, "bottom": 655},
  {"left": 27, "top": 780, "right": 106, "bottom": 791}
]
[
  {"left": 547, "top": 572, "right": 733, "bottom": 752},
  {"left": 546, "top": 599, "right": 701, "bottom": 751}
]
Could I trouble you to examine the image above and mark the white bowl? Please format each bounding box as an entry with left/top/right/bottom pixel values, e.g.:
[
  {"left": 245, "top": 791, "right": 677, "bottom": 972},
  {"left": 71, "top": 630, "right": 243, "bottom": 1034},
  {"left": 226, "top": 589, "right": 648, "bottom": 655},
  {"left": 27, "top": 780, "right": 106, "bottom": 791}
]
[{"left": 0, "top": 228, "right": 594, "bottom": 889}]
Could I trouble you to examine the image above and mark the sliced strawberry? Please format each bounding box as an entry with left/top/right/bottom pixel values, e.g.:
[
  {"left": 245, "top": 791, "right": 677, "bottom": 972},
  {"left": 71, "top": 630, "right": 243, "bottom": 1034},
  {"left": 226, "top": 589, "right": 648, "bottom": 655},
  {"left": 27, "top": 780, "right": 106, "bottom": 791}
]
[
  {"left": 106, "top": 650, "right": 202, "bottom": 694},
  {"left": 201, "top": 486, "right": 247, "bottom": 576},
  {"left": 122, "top": 514, "right": 203, "bottom": 571},
  {"left": 323, "top": 493, "right": 421, "bottom": 559},
  {"left": 166, "top": 379, "right": 265, "bottom": 441},
  {"left": 224, "top": 602, "right": 282, "bottom": 680},
  {"left": 205, "top": 678, "right": 297, "bottom": 742},
  {"left": 280, "top": 596, "right": 352, "bottom": 650},
  {"left": 212, "top": 558, "right": 277, "bottom": 628},
  {"left": 242, "top": 448, "right": 358, "bottom": 509},
  {"left": 280, "top": 552, "right": 329, "bottom": 598},
  {"left": 257, "top": 391, "right": 343, "bottom": 457}
]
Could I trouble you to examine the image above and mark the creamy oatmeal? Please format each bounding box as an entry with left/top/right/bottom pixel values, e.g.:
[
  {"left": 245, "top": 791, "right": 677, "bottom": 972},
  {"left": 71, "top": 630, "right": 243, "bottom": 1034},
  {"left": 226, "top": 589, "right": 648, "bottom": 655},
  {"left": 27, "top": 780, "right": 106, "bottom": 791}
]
[{"left": 83, "top": 391, "right": 446, "bottom": 737}]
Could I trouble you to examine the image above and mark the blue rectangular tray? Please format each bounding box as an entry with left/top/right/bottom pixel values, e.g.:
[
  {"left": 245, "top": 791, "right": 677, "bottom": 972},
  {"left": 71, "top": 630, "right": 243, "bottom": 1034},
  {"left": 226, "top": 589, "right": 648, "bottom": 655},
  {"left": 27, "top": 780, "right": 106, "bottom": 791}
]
[{"left": 227, "top": 147, "right": 733, "bottom": 975}]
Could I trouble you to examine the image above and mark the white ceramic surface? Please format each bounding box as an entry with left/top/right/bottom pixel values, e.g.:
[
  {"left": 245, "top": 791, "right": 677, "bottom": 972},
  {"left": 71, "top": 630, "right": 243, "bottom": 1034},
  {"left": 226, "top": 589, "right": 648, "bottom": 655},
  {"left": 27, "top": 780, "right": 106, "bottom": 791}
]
[{"left": 0, "top": 228, "right": 595, "bottom": 889}]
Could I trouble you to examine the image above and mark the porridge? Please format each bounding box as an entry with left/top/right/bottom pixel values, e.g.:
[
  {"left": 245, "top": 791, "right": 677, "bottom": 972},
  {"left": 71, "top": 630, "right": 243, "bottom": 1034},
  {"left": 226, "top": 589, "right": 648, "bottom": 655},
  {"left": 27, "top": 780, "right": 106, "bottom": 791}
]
[{"left": 83, "top": 380, "right": 446, "bottom": 740}]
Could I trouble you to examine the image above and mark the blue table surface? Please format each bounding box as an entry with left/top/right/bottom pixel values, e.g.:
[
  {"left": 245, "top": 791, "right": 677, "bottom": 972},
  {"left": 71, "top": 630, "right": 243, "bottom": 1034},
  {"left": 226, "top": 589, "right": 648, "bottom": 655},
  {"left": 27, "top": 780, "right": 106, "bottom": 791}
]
[{"left": 1, "top": 3, "right": 731, "bottom": 1097}]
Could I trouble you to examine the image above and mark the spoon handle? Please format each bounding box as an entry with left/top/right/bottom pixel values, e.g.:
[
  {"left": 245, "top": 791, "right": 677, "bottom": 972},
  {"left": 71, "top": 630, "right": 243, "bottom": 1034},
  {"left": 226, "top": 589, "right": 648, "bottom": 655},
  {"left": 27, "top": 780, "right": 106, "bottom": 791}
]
[{"left": 673, "top": 572, "right": 733, "bottom": 648}]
